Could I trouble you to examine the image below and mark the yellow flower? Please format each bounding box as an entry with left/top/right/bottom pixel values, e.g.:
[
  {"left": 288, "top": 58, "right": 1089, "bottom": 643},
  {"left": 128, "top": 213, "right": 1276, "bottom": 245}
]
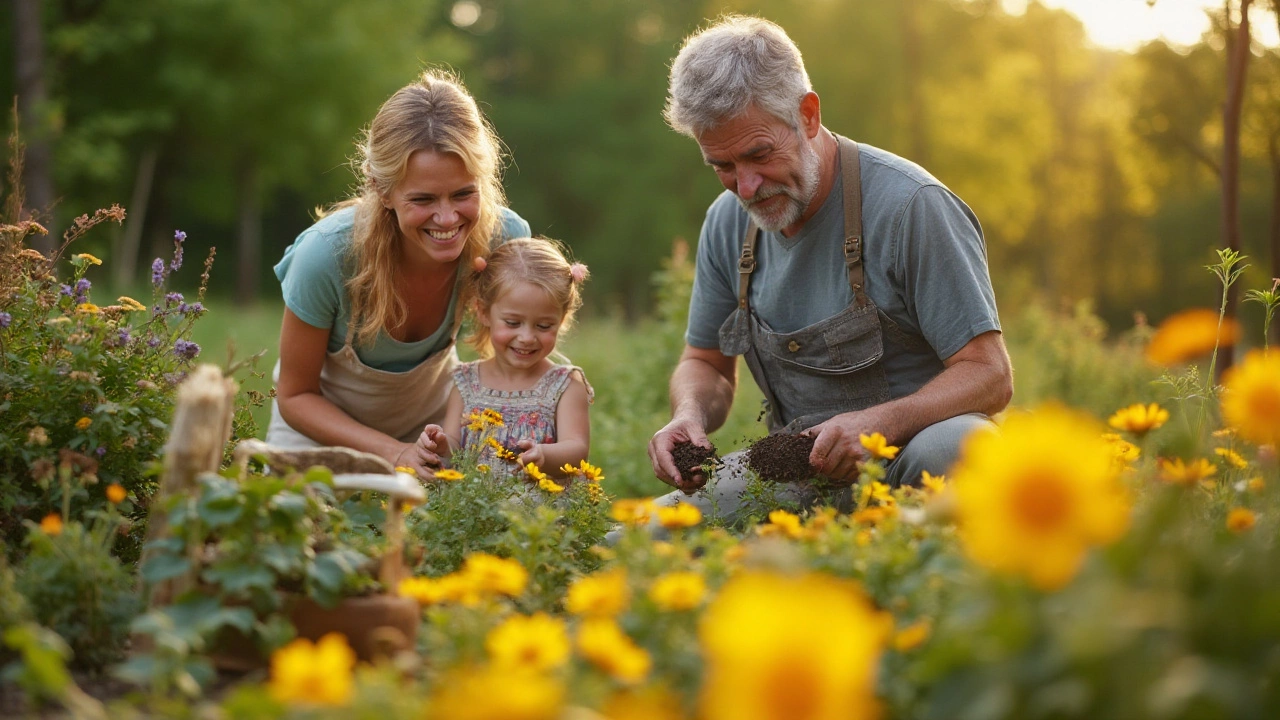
[
  {"left": 1249, "top": 477, "right": 1266, "bottom": 493},
  {"left": 892, "top": 619, "right": 932, "bottom": 652},
  {"left": 852, "top": 507, "right": 891, "bottom": 526},
  {"left": 268, "top": 633, "right": 355, "bottom": 707},
  {"left": 953, "top": 406, "right": 1131, "bottom": 591},
  {"left": 485, "top": 436, "right": 519, "bottom": 461},
  {"left": 538, "top": 477, "right": 565, "bottom": 494},
  {"left": 1102, "top": 433, "right": 1141, "bottom": 464},
  {"left": 1226, "top": 508, "right": 1257, "bottom": 533},
  {"left": 477, "top": 463, "right": 491, "bottom": 473},
  {"left": 859, "top": 432, "right": 899, "bottom": 460},
  {"left": 699, "top": 571, "right": 887, "bottom": 720},
  {"left": 116, "top": 296, "right": 146, "bottom": 312},
  {"left": 599, "top": 686, "right": 685, "bottom": 720},
  {"left": 75, "top": 416, "right": 92, "bottom": 430},
  {"left": 1107, "top": 403, "right": 1169, "bottom": 437},
  {"left": 1214, "top": 447, "right": 1249, "bottom": 470},
  {"left": 431, "top": 664, "right": 563, "bottom": 720},
  {"left": 40, "top": 513, "right": 63, "bottom": 536},
  {"left": 566, "top": 569, "right": 629, "bottom": 617},
  {"left": 921, "top": 471, "right": 947, "bottom": 495},
  {"left": 434, "top": 468, "right": 465, "bottom": 482},
  {"left": 576, "top": 618, "right": 651, "bottom": 684},
  {"left": 1220, "top": 350, "right": 1280, "bottom": 448},
  {"left": 73, "top": 253, "right": 102, "bottom": 265},
  {"left": 75, "top": 303, "right": 100, "bottom": 314},
  {"left": 398, "top": 576, "right": 452, "bottom": 606},
  {"left": 482, "top": 408, "right": 505, "bottom": 427},
  {"left": 463, "top": 553, "right": 528, "bottom": 598},
  {"left": 467, "top": 411, "right": 486, "bottom": 432},
  {"left": 586, "top": 483, "right": 605, "bottom": 502},
  {"left": 1145, "top": 308, "right": 1240, "bottom": 365},
  {"left": 649, "top": 572, "right": 707, "bottom": 611},
  {"left": 762, "top": 509, "right": 805, "bottom": 540},
  {"left": 1158, "top": 457, "right": 1217, "bottom": 486},
  {"left": 656, "top": 503, "right": 702, "bottom": 529},
  {"left": 486, "top": 613, "right": 570, "bottom": 672},
  {"left": 578, "top": 460, "right": 605, "bottom": 482},
  {"left": 524, "top": 462, "right": 549, "bottom": 483},
  {"left": 395, "top": 465, "right": 417, "bottom": 477},
  {"left": 106, "top": 484, "right": 126, "bottom": 504},
  {"left": 611, "top": 498, "right": 656, "bottom": 526}
]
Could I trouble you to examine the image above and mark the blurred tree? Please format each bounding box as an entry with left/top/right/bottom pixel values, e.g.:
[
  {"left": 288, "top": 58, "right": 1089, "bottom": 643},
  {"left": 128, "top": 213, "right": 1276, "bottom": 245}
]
[{"left": 9, "top": 0, "right": 55, "bottom": 255}]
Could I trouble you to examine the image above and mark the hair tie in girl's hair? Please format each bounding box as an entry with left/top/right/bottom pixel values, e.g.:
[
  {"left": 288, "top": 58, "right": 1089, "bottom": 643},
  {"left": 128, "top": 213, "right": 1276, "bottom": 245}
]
[
  {"left": 569, "top": 262, "right": 589, "bottom": 284},
  {"left": 472, "top": 256, "right": 488, "bottom": 273}
]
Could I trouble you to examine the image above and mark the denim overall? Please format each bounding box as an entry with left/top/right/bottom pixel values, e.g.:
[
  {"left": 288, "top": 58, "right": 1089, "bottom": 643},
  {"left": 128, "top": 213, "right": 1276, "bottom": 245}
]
[{"left": 719, "top": 136, "right": 912, "bottom": 432}]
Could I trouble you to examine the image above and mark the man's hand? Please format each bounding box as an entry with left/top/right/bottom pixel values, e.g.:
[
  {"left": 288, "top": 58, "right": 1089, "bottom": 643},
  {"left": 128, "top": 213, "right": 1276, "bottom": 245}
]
[
  {"left": 804, "top": 410, "right": 887, "bottom": 483},
  {"left": 648, "top": 417, "right": 712, "bottom": 494}
]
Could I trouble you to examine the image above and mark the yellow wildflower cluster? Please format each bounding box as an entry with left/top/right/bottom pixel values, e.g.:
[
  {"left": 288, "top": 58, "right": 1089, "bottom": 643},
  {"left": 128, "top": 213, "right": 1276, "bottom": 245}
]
[
  {"left": 577, "top": 618, "right": 651, "bottom": 684},
  {"left": 434, "top": 468, "right": 465, "bottom": 482},
  {"left": 655, "top": 502, "right": 702, "bottom": 529},
  {"left": 566, "top": 568, "right": 629, "bottom": 617},
  {"left": 1158, "top": 457, "right": 1217, "bottom": 487},
  {"left": 859, "top": 431, "right": 900, "bottom": 460},
  {"left": 467, "top": 408, "right": 505, "bottom": 432},
  {"left": 486, "top": 612, "right": 571, "bottom": 672},
  {"left": 268, "top": 633, "right": 355, "bottom": 707},
  {"left": 398, "top": 552, "right": 528, "bottom": 607},
  {"left": 485, "top": 436, "right": 520, "bottom": 462},
  {"left": 1214, "top": 447, "right": 1249, "bottom": 470},
  {"left": 611, "top": 498, "right": 657, "bottom": 526},
  {"left": 953, "top": 405, "right": 1131, "bottom": 591},
  {"left": 117, "top": 296, "right": 147, "bottom": 312},
  {"left": 648, "top": 571, "right": 707, "bottom": 611},
  {"left": 1107, "top": 402, "right": 1169, "bottom": 437},
  {"left": 559, "top": 459, "right": 605, "bottom": 482},
  {"left": 699, "top": 571, "right": 888, "bottom": 720}
]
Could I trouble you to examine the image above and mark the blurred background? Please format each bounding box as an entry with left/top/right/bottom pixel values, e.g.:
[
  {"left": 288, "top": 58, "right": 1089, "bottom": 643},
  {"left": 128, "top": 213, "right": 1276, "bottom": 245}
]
[{"left": 4, "top": 0, "right": 1280, "bottom": 490}]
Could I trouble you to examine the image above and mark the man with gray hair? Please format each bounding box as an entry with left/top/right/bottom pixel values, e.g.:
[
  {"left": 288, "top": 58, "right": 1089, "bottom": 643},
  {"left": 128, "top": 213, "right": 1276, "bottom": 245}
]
[{"left": 647, "top": 15, "right": 1013, "bottom": 513}]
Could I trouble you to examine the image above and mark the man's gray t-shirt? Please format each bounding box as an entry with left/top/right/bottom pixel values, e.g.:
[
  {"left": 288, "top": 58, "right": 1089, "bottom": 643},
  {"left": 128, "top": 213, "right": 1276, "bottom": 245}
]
[{"left": 686, "top": 143, "right": 1000, "bottom": 401}]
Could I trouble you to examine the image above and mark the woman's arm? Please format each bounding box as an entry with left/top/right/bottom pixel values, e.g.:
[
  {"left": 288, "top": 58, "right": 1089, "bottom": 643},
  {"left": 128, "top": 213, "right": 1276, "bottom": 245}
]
[
  {"left": 275, "top": 308, "right": 442, "bottom": 473},
  {"left": 517, "top": 374, "right": 590, "bottom": 476}
]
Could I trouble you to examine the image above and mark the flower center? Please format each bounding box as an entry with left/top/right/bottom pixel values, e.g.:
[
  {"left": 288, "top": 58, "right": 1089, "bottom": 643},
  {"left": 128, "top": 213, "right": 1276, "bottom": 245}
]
[
  {"left": 763, "top": 655, "right": 822, "bottom": 720},
  {"left": 1010, "top": 472, "right": 1071, "bottom": 532}
]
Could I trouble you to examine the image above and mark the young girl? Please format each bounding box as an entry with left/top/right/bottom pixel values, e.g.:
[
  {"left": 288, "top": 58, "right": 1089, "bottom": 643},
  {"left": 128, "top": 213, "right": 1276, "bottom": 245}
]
[{"left": 418, "top": 237, "right": 592, "bottom": 474}]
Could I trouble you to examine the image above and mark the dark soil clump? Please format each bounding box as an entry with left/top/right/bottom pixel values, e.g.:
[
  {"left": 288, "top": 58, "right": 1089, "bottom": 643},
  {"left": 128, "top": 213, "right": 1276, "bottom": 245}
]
[
  {"left": 746, "top": 433, "right": 818, "bottom": 483},
  {"left": 672, "top": 440, "right": 720, "bottom": 478}
]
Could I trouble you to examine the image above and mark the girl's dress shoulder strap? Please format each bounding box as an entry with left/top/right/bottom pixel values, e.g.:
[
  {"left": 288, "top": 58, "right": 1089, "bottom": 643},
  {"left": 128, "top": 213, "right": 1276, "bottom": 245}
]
[
  {"left": 542, "top": 364, "right": 595, "bottom": 405},
  {"left": 451, "top": 360, "right": 482, "bottom": 392}
]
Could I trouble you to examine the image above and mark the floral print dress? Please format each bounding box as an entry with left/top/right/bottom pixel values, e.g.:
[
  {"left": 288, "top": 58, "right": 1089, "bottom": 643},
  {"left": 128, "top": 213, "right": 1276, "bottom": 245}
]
[{"left": 453, "top": 361, "right": 592, "bottom": 467}]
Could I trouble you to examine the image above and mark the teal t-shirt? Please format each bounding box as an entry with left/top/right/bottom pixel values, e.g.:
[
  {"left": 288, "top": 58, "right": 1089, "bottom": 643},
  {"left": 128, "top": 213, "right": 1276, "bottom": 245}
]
[
  {"left": 274, "top": 205, "right": 530, "bottom": 372},
  {"left": 686, "top": 143, "right": 1001, "bottom": 400}
]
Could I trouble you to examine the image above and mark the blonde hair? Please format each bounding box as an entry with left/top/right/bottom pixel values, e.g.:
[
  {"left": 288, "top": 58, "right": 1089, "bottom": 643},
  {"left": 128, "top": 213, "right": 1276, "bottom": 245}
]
[
  {"left": 466, "top": 237, "right": 589, "bottom": 358},
  {"left": 332, "top": 68, "right": 506, "bottom": 347}
]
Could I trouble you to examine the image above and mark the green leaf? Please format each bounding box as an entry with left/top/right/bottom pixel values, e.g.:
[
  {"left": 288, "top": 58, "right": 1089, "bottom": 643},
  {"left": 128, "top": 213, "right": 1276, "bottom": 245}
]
[
  {"left": 202, "top": 563, "right": 275, "bottom": 595},
  {"left": 196, "top": 493, "right": 243, "bottom": 528},
  {"left": 303, "top": 465, "right": 334, "bottom": 486},
  {"left": 141, "top": 554, "right": 193, "bottom": 584}
]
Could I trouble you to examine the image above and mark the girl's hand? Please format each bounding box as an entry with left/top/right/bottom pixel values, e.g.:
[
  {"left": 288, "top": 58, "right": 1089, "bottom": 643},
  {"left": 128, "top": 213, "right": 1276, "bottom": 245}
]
[{"left": 516, "top": 439, "right": 546, "bottom": 470}]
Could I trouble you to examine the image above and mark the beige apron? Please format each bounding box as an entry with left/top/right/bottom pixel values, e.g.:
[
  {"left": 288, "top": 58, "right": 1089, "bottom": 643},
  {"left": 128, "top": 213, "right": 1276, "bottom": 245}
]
[{"left": 266, "top": 316, "right": 460, "bottom": 448}]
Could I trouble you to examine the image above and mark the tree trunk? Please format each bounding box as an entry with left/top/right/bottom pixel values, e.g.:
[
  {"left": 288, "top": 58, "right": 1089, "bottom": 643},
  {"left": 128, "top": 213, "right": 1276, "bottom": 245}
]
[
  {"left": 11, "top": 0, "right": 56, "bottom": 255},
  {"left": 235, "top": 161, "right": 261, "bottom": 305},
  {"left": 1220, "top": 0, "right": 1253, "bottom": 372},
  {"left": 900, "top": 0, "right": 930, "bottom": 166},
  {"left": 1270, "top": 132, "right": 1280, "bottom": 346},
  {"left": 113, "top": 145, "right": 159, "bottom": 289}
]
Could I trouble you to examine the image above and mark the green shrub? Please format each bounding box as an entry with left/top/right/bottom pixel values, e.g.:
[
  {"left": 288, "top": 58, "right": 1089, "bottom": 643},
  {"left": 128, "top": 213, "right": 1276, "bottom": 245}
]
[
  {"left": 15, "top": 514, "right": 141, "bottom": 671},
  {"left": 0, "top": 214, "right": 259, "bottom": 562}
]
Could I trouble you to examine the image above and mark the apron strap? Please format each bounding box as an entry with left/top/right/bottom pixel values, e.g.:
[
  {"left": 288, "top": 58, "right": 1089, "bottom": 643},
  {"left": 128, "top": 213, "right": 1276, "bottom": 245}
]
[
  {"left": 836, "top": 136, "right": 869, "bottom": 308},
  {"left": 737, "top": 134, "right": 867, "bottom": 312}
]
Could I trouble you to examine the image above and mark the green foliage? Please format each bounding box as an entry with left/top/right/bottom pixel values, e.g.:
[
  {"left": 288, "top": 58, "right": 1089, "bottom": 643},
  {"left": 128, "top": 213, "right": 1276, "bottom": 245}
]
[
  {"left": 15, "top": 514, "right": 142, "bottom": 671},
  {"left": 0, "top": 214, "right": 261, "bottom": 562}
]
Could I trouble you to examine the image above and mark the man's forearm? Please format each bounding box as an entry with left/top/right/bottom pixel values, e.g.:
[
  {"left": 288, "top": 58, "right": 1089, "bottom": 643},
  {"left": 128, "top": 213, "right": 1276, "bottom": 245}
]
[{"left": 669, "top": 356, "right": 736, "bottom": 433}]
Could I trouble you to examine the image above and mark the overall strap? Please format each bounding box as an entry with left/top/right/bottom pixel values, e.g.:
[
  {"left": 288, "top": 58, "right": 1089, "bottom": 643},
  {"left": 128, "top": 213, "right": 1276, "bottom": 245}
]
[
  {"left": 836, "top": 135, "right": 869, "bottom": 307},
  {"left": 736, "top": 224, "right": 760, "bottom": 310}
]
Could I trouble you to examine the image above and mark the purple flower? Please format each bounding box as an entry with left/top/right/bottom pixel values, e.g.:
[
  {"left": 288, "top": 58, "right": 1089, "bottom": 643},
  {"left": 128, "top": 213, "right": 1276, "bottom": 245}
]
[
  {"left": 173, "top": 339, "right": 201, "bottom": 360},
  {"left": 75, "top": 278, "right": 91, "bottom": 294},
  {"left": 170, "top": 230, "right": 186, "bottom": 272},
  {"left": 107, "top": 327, "right": 131, "bottom": 348},
  {"left": 60, "top": 284, "right": 74, "bottom": 297},
  {"left": 165, "top": 292, "right": 184, "bottom": 306},
  {"left": 147, "top": 336, "right": 162, "bottom": 348},
  {"left": 95, "top": 446, "right": 106, "bottom": 458},
  {"left": 189, "top": 302, "right": 204, "bottom": 313},
  {"left": 163, "top": 371, "right": 188, "bottom": 386},
  {"left": 0, "top": 312, "right": 10, "bottom": 329},
  {"left": 151, "top": 258, "right": 165, "bottom": 287}
]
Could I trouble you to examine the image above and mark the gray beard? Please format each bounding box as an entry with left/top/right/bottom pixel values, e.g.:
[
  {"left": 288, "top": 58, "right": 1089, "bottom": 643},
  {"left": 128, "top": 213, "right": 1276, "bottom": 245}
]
[{"left": 740, "top": 138, "right": 822, "bottom": 232}]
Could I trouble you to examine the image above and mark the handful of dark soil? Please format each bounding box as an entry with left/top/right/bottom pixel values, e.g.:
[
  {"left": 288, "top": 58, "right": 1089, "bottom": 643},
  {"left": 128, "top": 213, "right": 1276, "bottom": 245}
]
[
  {"left": 746, "top": 432, "right": 818, "bottom": 484},
  {"left": 672, "top": 440, "right": 720, "bottom": 479}
]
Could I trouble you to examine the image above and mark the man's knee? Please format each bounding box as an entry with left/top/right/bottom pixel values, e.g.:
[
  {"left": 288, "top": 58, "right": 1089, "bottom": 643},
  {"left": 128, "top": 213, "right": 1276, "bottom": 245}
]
[{"left": 887, "top": 413, "right": 994, "bottom": 487}]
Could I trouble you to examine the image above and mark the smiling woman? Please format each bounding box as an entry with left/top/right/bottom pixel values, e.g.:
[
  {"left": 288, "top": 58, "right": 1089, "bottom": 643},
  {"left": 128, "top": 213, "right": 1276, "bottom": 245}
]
[{"left": 265, "top": 69, "right": 530, "bottom": 475}]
